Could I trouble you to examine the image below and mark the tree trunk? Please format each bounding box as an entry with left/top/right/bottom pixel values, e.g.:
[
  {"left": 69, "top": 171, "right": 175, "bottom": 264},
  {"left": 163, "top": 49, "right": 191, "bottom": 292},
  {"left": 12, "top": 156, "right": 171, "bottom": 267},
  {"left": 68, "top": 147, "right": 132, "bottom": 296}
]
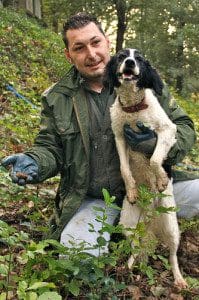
[
  {"left": 114, "top": 0, "right": 127, "bottom": 52},
  {"left": 2, "top": 0, "right": 13, "bottom": 6},
  {"left": 175, "top": 20, "right": 185, "bottom": 93},
  {"left": 176, "top": 43, "right": 184, "bottom": 92},
  {"left": 52, "top": 15, "right": 58, "bottom": 33}
]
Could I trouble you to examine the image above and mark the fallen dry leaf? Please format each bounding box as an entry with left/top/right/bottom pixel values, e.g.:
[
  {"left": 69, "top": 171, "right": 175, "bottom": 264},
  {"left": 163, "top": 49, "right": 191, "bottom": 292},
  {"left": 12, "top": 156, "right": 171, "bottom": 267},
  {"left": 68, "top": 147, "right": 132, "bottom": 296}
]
[
  {"left": 127, "top": 285, "right": 142, "bottom": 300},
  {"left": 27, "top": 201, "right": 34, "bottom": 208},
  {"left": 151, "top": 285, "right": 167, "bottom": 297},
  {"left": 170, "top": 293, "right": 184, "bottom": 300}
]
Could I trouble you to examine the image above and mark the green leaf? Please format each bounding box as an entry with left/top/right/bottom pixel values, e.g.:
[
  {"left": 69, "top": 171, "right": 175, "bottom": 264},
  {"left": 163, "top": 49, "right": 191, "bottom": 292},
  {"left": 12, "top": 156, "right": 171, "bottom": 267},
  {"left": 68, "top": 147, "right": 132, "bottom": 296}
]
[
  {"left": 92, "top": 206, "right": 105, "bottom": 213},
  {"left": 102, "top": 188, "right": 110, "bottom": 203},
  {"left": 0, "top": 292, "right": 14, "bottom": 300},
  {"left": 96, "top": 236, "right": 107, "bottom": 247},
  {"left": 157, "top": 255, "right": 171, "bottom": 270},
  {"left": 109, "top": 203, "right": 121, "bottom": 211},
  {"left": 94, "top": 267, "right": 104, "bottom": 278},
  {"left": 0, "top": 264, "right": 8, "bottom": 276},
  {"left": 68, "top": 280, "right": 80, "bottom": 297},
  {"left": 115, "top": 282, "right": 126, "bottom": 291},
  {"left": 26, "top": 292, "right": 38, "bottom": 300},
  {"left": 88, "top": 222, "right": 95, "bottom": 232},
  {"left": 0, "top": 293, "right": 6, "bottom": 300},
  {"left": 18, "top": 280, "right": 28, "bottom": 292},
  {"left": 155, "top": 206, "right": 176, "bottom": 214},
  {"left": 38, "top": 292, "right": 62, "bottom": 300},
  {"left": 102, "top": 256, "right": 117, "bottom": 266},
  {"left": 27, "top": 282, "right": 56, "bottom": 290},
  {"left": 102, "top": 188, "right": 116, "bottom": 205}
]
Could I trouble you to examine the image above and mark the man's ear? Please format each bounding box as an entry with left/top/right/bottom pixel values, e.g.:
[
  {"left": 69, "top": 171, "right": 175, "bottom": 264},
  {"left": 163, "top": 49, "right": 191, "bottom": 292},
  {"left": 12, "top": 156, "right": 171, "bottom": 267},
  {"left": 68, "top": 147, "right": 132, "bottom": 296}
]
[
  {"left": 64, "top": 48, "right": 72, "bottom": 64},
  {"left": 105, "top": 35, "right": 110, "bottom": 50}
]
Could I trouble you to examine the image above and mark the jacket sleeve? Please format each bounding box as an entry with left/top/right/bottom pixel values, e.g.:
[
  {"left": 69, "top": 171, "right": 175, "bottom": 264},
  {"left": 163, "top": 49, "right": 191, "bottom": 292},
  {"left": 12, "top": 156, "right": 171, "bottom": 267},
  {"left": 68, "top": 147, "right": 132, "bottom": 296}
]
[
  {"left": 158, "top": 86, "right": 197, "bottom": 165},
  {"left": 25, "top": 96, "right": 64, "bottom": 182}
]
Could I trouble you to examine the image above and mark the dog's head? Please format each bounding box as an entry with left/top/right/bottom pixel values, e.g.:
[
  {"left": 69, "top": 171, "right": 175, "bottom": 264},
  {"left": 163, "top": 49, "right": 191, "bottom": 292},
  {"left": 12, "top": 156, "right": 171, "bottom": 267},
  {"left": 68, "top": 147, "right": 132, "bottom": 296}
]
[{"left": 105, "top": 48, "right": 163, "bottom": 95}]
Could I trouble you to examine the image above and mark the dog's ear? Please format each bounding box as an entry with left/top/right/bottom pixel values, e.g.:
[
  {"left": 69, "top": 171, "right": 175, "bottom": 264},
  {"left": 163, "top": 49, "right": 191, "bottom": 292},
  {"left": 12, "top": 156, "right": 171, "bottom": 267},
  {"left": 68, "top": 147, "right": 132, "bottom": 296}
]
[
  {"left": 138, "top": 61, "right": 164, "bottom": 95},
  {"left": 103, "top": 55, "right": 120, "bottom": 93},
  {"left": 148, "top": 65, "right": 164, "bottom": 96}
]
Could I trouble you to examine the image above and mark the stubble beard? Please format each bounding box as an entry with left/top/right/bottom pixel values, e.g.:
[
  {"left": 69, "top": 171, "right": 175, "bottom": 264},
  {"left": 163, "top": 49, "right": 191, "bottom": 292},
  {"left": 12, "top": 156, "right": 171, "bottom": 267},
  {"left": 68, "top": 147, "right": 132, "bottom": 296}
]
[{"left": 81, "top": 69, "right": 104, "bottom": 83}]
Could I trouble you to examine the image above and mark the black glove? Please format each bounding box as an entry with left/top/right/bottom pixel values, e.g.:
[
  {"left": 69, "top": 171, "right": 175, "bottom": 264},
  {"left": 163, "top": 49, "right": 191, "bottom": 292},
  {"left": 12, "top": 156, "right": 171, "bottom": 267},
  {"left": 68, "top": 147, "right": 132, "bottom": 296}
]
[
  {"left": 1, "top": 154, "right": 39, "bottom": 186},
  {"left": 123, "top": 121, "right": 157, "bottom": 156}
]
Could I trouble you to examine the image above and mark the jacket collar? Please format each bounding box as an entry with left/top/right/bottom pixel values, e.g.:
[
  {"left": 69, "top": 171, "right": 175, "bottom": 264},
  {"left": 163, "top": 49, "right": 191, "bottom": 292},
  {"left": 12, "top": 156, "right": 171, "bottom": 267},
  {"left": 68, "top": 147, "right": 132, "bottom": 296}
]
[{"left": 50, "top": 66, "right": 82, "bottom": 96}]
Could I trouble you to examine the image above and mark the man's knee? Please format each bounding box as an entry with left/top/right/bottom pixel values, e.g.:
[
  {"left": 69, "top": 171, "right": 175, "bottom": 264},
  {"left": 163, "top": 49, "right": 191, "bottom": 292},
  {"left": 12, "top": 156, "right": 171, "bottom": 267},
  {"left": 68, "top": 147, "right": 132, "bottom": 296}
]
[{"left": 173, "top": 179, "right": 199, "bottom": 218}]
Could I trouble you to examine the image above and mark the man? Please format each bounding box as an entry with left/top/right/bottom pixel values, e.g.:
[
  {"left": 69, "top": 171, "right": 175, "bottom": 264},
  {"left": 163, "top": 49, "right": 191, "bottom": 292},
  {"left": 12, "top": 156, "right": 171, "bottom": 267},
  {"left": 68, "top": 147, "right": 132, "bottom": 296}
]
[{"left": 1, "top": 13, "right": 198, "bottom": 254}]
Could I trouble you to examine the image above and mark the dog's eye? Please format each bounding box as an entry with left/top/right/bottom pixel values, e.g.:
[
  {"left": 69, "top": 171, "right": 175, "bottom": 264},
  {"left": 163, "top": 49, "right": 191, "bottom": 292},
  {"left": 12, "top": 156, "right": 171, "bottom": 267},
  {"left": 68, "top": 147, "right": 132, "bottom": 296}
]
[
  {"left": 136, "top": 55, "right": 143, "bottom": 61},
  {"left": 117, "top": 53, "right": 127, "bottom": 61}
]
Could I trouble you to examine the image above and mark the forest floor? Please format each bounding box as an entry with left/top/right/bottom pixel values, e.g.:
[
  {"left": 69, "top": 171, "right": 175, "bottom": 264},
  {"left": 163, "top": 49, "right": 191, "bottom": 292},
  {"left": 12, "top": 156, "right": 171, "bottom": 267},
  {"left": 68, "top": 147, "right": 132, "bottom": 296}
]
[{"left": 0, "top": 183, "right": 198, "bottom": 300}]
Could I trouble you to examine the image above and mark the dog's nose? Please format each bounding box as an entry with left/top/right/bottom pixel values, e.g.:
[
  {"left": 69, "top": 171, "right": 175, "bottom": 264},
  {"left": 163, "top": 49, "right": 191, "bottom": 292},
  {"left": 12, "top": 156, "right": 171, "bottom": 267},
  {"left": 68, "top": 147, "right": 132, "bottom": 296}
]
[{"left": 125, "top": 59, "right": 135, "bottom": 68}]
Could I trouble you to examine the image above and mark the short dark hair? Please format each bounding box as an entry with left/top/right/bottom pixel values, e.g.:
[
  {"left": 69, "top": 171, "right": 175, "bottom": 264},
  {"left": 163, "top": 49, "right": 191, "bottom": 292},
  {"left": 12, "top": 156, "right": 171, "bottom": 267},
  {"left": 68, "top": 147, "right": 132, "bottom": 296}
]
[{"left": 62, "top": 12, "right": 105, "bottom": 48}]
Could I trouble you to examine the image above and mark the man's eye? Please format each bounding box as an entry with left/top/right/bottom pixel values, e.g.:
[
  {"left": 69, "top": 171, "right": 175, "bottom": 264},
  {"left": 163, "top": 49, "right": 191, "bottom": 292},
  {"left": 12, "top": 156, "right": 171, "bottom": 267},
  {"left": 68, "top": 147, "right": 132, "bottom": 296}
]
[
  {"left": 92, "top": 40, "right": 100, "bottom": 46},
  {"left": 74, "top": 46, "right": 84, "bottom": 52}
]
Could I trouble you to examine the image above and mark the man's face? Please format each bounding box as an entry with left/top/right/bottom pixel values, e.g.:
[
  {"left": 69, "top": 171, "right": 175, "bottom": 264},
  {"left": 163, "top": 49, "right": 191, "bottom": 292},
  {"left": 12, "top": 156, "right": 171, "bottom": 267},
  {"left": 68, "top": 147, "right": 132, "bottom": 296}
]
[{"left": 64, "top": 22, "right": 110, "bottom": 80}]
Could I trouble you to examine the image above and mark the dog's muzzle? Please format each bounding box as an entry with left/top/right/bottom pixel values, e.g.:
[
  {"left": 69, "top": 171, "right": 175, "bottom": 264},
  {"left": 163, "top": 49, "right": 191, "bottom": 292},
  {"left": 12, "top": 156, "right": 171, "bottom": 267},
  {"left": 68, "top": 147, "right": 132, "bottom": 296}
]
[{"left": 118, "top": 59, "right": 140, "bottom": 81}]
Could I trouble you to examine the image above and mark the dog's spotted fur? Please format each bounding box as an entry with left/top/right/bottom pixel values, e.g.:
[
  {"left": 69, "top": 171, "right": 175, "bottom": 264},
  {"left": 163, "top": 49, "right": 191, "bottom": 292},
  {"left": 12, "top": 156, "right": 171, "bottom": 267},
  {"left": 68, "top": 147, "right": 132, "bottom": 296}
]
[{"left": 106, "top": 48, "right": 187, "bottom": 288}]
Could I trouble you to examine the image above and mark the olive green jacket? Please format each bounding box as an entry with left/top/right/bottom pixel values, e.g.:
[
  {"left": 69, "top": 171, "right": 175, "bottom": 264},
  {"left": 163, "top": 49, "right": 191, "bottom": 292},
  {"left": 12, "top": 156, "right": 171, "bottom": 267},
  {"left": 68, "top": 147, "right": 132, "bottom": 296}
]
[{"left": 26, "top": 67, "right": 197, "bottom": 240}]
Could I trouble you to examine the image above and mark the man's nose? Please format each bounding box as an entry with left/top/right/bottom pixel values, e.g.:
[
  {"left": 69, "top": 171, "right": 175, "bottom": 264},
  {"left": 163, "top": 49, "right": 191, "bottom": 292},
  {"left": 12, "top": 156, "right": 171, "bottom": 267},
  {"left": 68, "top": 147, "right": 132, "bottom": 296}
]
[{"left": 86, "top": 46, "right": 96, "bottom": 58}]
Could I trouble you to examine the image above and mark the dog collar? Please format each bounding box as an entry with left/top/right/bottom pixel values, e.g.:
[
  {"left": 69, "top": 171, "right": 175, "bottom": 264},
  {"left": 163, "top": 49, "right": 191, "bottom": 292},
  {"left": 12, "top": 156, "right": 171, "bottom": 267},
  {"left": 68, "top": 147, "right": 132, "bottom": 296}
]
[{"left": 119, "top": 97, "right": 148, "bottom": 113}]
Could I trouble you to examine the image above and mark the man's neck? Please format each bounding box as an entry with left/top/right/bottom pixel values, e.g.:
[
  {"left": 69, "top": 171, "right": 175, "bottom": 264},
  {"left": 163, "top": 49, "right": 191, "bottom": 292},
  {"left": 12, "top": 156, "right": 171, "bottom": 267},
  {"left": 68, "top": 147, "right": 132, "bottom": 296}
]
[{"left": 85, "top": 77, "right": 104, "bottom": 93}]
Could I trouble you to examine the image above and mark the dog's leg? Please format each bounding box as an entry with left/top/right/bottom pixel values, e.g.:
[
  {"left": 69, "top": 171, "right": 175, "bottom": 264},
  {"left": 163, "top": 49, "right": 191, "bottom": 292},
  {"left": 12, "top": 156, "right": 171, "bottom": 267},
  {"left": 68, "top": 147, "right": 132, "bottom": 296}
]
[
  {"left": 166, "top": 222, "right": 187, "bottom": 288},
  {"left": 159, "top": 182, "right": 187, "bottom": 289},
  {"left": 115, "top": 137, "right": 137, "bottom": 202},
  {"left": 150, "top": 126, "right": 176, "bottom": 191},
  {"left": 160, "top": 217, "right": 187, "bottom": 289},
  {"left": 170, "top": 245, "right": 188, "bottom": 289},
  {"left": 120, "top": 197, "right": 143, "bottom": 268}
]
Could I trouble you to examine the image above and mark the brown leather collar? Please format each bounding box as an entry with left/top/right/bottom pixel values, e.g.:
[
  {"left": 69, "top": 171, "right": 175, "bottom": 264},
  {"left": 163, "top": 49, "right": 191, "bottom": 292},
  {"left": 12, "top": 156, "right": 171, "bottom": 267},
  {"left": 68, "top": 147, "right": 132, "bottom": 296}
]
[{"left": 119, "top": 97, "right": 148, "bottom": 113}]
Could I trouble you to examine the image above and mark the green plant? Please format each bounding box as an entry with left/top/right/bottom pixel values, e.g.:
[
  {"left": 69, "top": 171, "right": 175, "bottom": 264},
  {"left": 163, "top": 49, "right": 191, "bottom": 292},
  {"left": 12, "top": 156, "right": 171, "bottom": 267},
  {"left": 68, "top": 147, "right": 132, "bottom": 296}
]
[
  {"left": 15, "top": 189, "right": 127, "bottom": 299},
  {"left": 178, "top": 217, "right": 199, "bottom": 233},
  {"left": 0, "top": 186, "right": 196, "bottom": 299},
  {"left": 112, "top": 185, "right": 179, "bottom": 287},
  {"left": 0, "top": 221, "right": 29, "bottom": 299}
]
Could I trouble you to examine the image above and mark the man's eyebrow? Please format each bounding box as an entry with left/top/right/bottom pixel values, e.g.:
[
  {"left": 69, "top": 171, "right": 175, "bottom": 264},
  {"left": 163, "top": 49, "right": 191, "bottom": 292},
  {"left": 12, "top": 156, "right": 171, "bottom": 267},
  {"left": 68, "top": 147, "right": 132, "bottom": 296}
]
[
  {"left": 90, "top": 36, "right": 101, "bottom": 40},
  {"left": 72, "top": 35, "right": 101, "bottom": 47}
]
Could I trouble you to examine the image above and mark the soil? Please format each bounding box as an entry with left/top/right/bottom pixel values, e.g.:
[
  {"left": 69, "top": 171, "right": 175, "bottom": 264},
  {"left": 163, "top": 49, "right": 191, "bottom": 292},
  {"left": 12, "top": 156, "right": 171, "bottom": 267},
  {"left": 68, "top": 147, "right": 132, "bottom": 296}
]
[{"left": 0, "top": 196, "right": 198, "bottom": 300}]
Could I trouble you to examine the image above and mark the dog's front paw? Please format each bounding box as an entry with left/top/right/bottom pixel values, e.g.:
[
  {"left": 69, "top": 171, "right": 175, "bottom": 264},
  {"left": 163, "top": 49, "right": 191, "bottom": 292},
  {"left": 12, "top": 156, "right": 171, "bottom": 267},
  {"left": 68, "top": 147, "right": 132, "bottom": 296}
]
[
  {"left": 174, "top": 278, "right": 188, "bottom": 289},
  {"left": 127, "top": 188, "right": 138, "bottom": 203},
  {"left": 157, "top": 175, "right": 169, "bottom": 192}
]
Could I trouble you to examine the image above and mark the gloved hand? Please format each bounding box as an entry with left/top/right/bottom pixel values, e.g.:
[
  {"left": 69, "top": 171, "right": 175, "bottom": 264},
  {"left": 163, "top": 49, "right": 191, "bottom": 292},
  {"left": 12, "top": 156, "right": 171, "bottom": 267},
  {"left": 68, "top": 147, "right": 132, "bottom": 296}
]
[
  {"left": 1, "top": 154, "right": 39, "bottom": 186},
  {"left": 124, "top": 121, "right": 157, "bottom": 156}
]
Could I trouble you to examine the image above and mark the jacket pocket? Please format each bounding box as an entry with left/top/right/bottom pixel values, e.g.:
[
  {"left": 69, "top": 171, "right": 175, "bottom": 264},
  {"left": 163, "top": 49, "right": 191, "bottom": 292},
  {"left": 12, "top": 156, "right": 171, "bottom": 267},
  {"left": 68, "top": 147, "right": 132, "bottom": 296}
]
[
  {"left": 55, "top": 120, "right": 80, "bottom": 135},
  {"left": 55, "top": 118, "right": 81, "bottom": 169},
  {"left": 54, "top": 107, "right": 80, "bottom": 136}
]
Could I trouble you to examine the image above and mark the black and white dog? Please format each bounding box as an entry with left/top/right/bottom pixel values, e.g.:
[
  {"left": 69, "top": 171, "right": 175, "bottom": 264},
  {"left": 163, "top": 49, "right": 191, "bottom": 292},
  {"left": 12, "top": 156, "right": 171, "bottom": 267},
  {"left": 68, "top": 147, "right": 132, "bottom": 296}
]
[{"left": 106, "top": 49, "right": 187, "bottom": 288}]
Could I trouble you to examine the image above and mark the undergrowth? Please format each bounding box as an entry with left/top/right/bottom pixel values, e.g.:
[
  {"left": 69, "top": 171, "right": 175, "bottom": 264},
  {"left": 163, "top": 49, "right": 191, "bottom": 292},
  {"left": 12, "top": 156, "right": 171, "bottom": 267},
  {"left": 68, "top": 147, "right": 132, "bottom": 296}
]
[
  {"left": 0, "top": 188, "right": 192, "bottom": 300},
  {"left": 0, "top": 7, "right": 69, "bottom": 156}
]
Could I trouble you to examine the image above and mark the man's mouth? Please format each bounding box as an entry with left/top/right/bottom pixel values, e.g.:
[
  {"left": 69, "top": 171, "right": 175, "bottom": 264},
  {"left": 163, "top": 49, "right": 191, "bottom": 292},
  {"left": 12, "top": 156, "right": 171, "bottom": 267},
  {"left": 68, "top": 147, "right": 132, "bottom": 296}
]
[
  {"left": 86, "top": 60, "right": 102, "bottom": 68},
  {"left": 117, "top": 69, "right": 139, "bottom": 81}
]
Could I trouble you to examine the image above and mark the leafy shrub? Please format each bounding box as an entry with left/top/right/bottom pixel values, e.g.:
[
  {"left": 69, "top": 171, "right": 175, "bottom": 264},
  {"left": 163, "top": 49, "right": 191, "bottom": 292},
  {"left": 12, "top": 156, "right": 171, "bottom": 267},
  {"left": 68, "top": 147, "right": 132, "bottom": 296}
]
[{"left": 0, "top": 7, "right": 70, "bottom": 156}]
